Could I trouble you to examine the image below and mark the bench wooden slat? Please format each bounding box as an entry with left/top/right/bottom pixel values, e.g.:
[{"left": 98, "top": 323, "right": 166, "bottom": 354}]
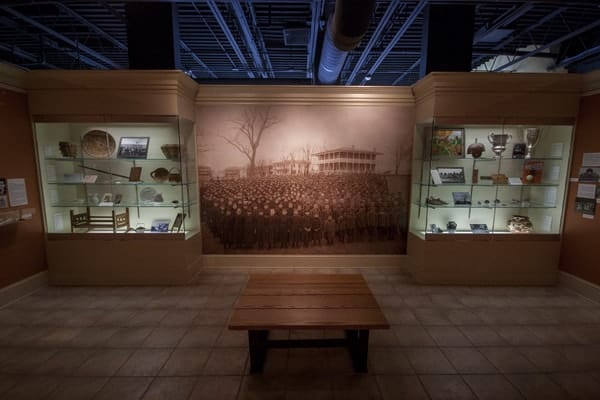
[
  {"left": 229, "top": 308, "right": 389, "bottom": 330},
  {"left": 243, "top": 287, "right": 373, "bottom": 296},
  {"left": 237, "top": 294, "right": 380, "bottom": 309},
  {"left": 248, "top": 274, "right": 366, "bottom": 284}
]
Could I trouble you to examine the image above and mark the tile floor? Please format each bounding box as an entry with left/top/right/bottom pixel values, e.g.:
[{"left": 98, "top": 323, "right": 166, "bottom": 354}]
[{"left": 1, "top": 267, "right": 600, "bottom": 399}]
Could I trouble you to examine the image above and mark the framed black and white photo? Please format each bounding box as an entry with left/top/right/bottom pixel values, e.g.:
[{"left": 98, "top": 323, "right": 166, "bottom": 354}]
[
  {"left": 452, "top": 191, "right": 471, "bottom": 205},
  {"left": 437, "top": 167, "right": 465, "bottom": 184},
  {"left": 117, "top": 137, "right": 150, "bottom": 159}
]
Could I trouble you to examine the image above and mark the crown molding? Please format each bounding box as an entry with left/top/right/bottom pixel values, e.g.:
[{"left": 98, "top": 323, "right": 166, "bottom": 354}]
[
  {"left": 0, "top": 62, "right": 27, "bottom": 93},
  {"left": 26, "top": 70, "right": 197, "bottom": 117},
  {"left": 412, "top": 71, "right": 582, "bottom": 124},
  {"left": 196, "top": 84, "right": 415, "bottom": 106}
]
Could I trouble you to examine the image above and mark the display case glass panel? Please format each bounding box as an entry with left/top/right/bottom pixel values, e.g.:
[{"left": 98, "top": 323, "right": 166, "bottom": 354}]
[
  {"left": 34, "top": 118, "right": 199, "bottom": 238},
  {"left": 410, "top": 121, "right": 572, "bottom": 238}
]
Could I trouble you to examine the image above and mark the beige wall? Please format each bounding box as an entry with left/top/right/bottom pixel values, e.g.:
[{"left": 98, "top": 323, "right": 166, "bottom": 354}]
[
  {"left": 560, "top": 93, "right": 600, "bottom": 285},
  {"left": 0, "top": 88, "right": 47, "bottom": 288}
]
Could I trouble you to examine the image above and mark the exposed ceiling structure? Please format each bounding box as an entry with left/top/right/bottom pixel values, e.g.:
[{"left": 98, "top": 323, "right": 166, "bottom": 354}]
[{"left": 1, "top": 1, "right": 600, "bottom": 86}]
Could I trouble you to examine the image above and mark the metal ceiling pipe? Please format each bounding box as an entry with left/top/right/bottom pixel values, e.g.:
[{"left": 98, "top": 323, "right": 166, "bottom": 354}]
[{"left": 318, "top": 0, "right": 375, "bottom": 84}]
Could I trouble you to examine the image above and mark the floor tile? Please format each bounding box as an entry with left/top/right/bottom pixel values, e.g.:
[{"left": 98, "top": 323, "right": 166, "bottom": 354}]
[
  {"left": 462, "top": 374, "right": 524, "bottom": 400},
  {"left": 47, "top": 377, "right": 108, "bottom": 400},
  {"left": 550, "top": 372, "right": 600, "bottom": 399},
  {"left": 143, "top": 327, "right": 186, "bottom": 348},
  {"left": 159, "top": 348, "right": 210, "bottom": 376},
  {"left": 125, "top": 310, "right": 169, "bottom": 327},
  {"left": 34, "top": 349, "right": 95, "bottom": 375},
  {"left": 426, "top": 326, "right": 472, "bottom": 346},
  {"left": 189, "top": 376, "right": 242, "bottom": 400},
  {"left": 74, "top": 349, "right": 132, "bottom": 376},
  {"left": 105, "top": 327, "right": 153, "bottom": 348},
  {"left": 393, "top": 326, "right": 436, "bottom": 346},
  {"left": 178, "top": 326, "right": 221, "bottom": 347},
  {"left": 368, "top": 348, "right": 413, "bottom": 374},
  {"left": 442, "top": 347, "right": 497, "bottom": 374},
  {"left": 237, "top": 375, "right": 286, "bottom": 400},
  {"left": 458, "top": 326, "right": 506, "bottom": 346},
  {"left": 0, "top": 348, "right": 56, "bottom": 374},
  {"left": 494, "top": 326, "right": 543, "bottom": 346},
  {"left": 93, "top": 377, "right": 152, "bottom": 400},
  {"left": 405, "top": 348, "right": 455, "bottom": 374},
  {"left": 479, "top": 347, "right": 538, "bottom": 373},
  {"left": 69, "top": 327, "right": 118, "bottom": 347},
  {"left": 117, "top": 349, "right": 172, "bottom": 376},
  {"left": 331, "top": 375, "right": 382, "bottom": 400},
  {"left": 159, "top": 310, "right": 199, "bottom": 327},
  {"left": 286, "top": 349, "right": 331, "bottom": 375},
  {"left": 412, "top": 308, "right": 452, "bottom": 325},
  {"left": 141, "top": 377, "right": 196, "bottom": 400},
  {"left": 517, "top": 346, "right": 577, "bottom": 372},
  {"left": 376, "top": 375, "right": 429, "bottom": 400},
  {"left": 419, "top": 375, "right": 475, "bottom": 400},
  {"left": 202, "top": 348, "right": 248, "bottom": 375},
  {"left": 1, "top": 375, "right": 61, "bottom": 400},
  {"left": 506, "top": 374, "right": 570, "bottom": 400},
  {"left": 445, "top": 309, "right": 484, "bottom": 325},
  {"left": 215, "top": 327, "right": 248, "bottom": 347},
  {"left": 192, "top": 310, "right": 231, "bottom": 326},
  {"left": 382, "top": 308, "right": 419, "bottom": 325}
]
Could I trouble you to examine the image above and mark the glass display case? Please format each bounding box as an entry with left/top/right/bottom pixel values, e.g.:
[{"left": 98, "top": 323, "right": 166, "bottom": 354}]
[
  {"left": 410, "top": 121, "right": 573, "bottom": 238},
  {"left": 34, "top": 117, "right": 199, "bottom": 238}
]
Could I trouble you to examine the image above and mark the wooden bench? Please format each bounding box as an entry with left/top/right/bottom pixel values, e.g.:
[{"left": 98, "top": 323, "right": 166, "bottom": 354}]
[{"left": 228, "top": 273, "right": 389, "bottom": 373}]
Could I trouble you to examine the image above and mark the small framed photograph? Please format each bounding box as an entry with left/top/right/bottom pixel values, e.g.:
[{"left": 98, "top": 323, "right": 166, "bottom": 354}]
[
  {"left": 437, "top": 167, "right": 465, "bottom": 184},
  {"left": 470, "top": 223, "right": 489, "bottom": 233},
  {"left": 117, "top": 137, "right": 150, "bottom": 159},
  {"left": 452, "top": 191, "right": 472, "bottom": 205},
  {"left": 171, "top": 213, "right": 186, "bottom": 232},
  {"left": 578, "top": 167, "right": 600, "bottom": 183},
  {"left": 431, "top": 128, "right": 465, "bottom": 158},
  {"left": 151, "top": 218, "right": 170, "bottom": 233}
]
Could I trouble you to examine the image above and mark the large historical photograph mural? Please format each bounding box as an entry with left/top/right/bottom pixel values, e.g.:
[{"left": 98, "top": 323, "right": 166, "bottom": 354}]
[{"left": 197, "top": 104, "right": 413, "bottom": 254}]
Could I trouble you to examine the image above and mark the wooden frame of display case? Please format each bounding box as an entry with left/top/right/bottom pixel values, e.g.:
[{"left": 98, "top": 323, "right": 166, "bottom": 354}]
[
  {"left": 27, "top": 70, "right": 202, "bottom": 285},
  {"left": 408, "top": 72, "right": 582, "bottom": 285}
]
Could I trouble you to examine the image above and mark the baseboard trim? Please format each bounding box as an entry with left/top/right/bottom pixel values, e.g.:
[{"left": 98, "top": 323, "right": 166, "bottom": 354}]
[
  {"left": 559, "top": 271, "right": 600, "bottom": 304},
  {"left": 200, "top": 254, "right": 407, "bottom": 269},
  {"left": 0, "top": 271, "right": 48, "bottom": 308}
]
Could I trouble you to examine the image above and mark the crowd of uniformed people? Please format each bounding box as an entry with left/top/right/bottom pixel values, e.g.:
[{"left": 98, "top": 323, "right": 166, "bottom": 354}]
[{"left": 200, "top": 174, "right": 406, "bottom": 250}]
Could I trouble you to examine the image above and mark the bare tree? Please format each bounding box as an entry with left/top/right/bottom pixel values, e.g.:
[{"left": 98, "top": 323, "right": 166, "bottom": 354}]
[
  {"left": 220, "top": 107, "right": 280, "bottom": 177},
  {"left": 300, "top": 143, "right": 315, "bottom": 175},
  {"left": 394, "top": 142, "right": 411, "bottom": 175}
]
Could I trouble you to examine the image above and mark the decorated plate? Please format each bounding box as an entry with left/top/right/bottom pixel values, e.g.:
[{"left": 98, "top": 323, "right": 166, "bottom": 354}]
[{"left": 82, "top": 130, "right": 116, "bottom": 158}]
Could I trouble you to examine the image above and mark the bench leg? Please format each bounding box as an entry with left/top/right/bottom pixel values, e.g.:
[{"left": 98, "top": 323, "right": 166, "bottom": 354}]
[
  {"left": 248, "top": 330, "right": 269, "bottom": 373},
  {"left": 345, "top": 329, "right": 369, "bottom": 373}
]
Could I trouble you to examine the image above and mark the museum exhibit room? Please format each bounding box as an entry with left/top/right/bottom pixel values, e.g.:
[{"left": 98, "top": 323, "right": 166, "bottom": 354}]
[{"left": 2, "top": 0, "right": 600, "bottom": 398}]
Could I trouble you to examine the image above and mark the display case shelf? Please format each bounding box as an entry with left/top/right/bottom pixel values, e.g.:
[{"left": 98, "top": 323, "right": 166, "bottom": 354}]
[{"left": 50, "top": 202, "right": 197, "bottom": 208}]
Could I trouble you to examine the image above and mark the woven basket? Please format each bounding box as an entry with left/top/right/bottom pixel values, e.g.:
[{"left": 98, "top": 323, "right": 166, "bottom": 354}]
[{"left": 161, "top": 144, "right": 181, "bottom": 161}]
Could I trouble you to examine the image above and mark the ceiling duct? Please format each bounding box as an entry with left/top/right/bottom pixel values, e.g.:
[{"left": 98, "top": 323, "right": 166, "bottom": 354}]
[{"left": 318, "top": 0, "right": 375, "bottom": 84}]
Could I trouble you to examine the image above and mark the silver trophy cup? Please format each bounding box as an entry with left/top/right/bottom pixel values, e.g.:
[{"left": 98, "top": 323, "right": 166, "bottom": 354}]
[
  {"left": 487, "top": 132, "right": 512, "bottom": 157},
  {"left": 524, "top": 128, "right": 541, "bottom": 159}
]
